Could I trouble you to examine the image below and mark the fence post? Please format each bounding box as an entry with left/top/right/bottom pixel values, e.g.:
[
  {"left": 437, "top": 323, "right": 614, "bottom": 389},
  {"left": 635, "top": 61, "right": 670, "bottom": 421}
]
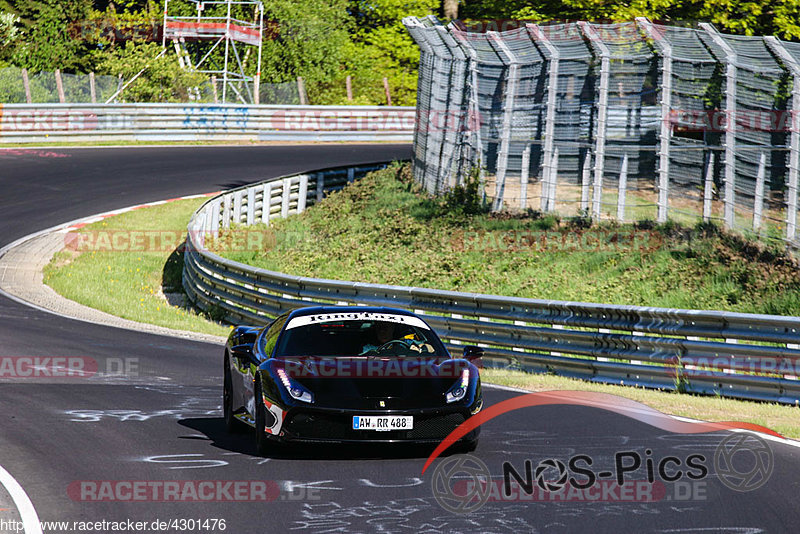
[
  {"left": 581, "top": 151, "right": 591, "bottom": 212},
  {"left": 520, "top": 145, "right": 531, "bottom": 210},
  {"left": 211, "top": 76, "right": 219, "bottom": 104},
  {"left": 55, "top": 69, "right": 66, "bottom": 103},
  {"left": 297, "top": 77, "right": 307, "bottom": 105},
  {"left": 383, "top": 77, "right": 392, "bottom": 106},
  {"left": 548, "top": 148, "right": 559, "bottom": 211},
  {"left": 753, "top": 152, "right": 767, "bottom": 231},
  {"left": 489, "top": 31, "right": 519, "bottom": 211},
  {"left": 579, "top": 22, "right": 611, "bottom": 221},
  {"left": 21, "top": 68, "right": 32, "bottom": 104},
  {"left": 346, "top": 75, "right": 353, "bottom": 101},
  {"left": 703, "top": 152, "right": 715, "bottom": 221},
  {"left": 765, "top": 36, "right": 800, "bottom": 242},
  {"left": 450, "top": 27, "right": 486, "bottom": 197},
  {"left": 89, "top": 72, "right": 97, "bottom": 104},
  {"left": 637, "top": 18, "right": 672, "bottom": 223},
  {"left": 617, "top": 154, "right": 629, "bottom": 222},
  {"left": 528, "top": 24, "right": 560, "bottom": 214},
  {"left": 701, "top": 23, "right": 737, "bottom": 230}
]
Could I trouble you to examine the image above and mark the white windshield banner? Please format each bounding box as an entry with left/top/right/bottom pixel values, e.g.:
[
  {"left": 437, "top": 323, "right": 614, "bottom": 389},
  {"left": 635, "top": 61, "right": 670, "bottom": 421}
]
[{"left": 285, "top": 311, "right": 430, "bottom": 330}]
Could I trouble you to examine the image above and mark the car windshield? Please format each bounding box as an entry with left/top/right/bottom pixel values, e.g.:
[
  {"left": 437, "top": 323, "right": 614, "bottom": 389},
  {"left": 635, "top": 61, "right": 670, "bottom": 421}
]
[{"left": 274, "top": 315, "right": 447, "bottom": 358}]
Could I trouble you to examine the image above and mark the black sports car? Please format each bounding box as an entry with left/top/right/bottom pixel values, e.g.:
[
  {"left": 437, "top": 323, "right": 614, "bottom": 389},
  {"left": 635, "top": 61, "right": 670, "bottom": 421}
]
[{"left": 223, "top": 306, "right": 483, "bottom": 454}]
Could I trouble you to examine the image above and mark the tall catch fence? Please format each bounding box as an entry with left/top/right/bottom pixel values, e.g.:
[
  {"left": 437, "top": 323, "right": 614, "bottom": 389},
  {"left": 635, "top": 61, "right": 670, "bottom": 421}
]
[{"left": 403, "top": 17, "right": 800, "bottom": 248}]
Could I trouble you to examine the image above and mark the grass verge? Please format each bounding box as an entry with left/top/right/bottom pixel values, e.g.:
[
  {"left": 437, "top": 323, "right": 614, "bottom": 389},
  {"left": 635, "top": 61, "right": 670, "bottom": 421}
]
[
  {"left": 215, "top": 162, "right": 800, "bottom": 315},
  {"left": 44, "top": 197, "right": 230, "bottom": 337}
]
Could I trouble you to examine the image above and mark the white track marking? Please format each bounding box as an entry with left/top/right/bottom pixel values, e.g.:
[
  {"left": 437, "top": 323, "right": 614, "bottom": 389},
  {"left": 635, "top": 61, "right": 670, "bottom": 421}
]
[{"left": 0, "top": 464, "right": 42, "bottom": 534}]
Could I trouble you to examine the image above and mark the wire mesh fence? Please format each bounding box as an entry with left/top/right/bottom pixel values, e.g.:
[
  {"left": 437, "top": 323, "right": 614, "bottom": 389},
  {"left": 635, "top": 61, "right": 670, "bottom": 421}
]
[
  {"left": 0, "top": 69, "right": 328, "bottom": 106},
  {"left": 403, "top": 16, "right": 800, "bottom": 248}
]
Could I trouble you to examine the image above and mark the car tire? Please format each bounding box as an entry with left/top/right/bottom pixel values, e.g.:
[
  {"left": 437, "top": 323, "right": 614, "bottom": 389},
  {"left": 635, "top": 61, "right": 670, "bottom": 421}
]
[
  {"left": 223, "top": 357, "right": 245, "bottom": 433},
  {"left": 254, "top": 379, "right": 273, "bottom": 456}
]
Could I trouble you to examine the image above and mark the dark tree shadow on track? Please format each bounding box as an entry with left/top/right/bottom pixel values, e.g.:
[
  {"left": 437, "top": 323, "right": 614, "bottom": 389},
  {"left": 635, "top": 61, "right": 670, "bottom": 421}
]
[{"left": 178, "top": 417, "right": 464, "bottom": 461}]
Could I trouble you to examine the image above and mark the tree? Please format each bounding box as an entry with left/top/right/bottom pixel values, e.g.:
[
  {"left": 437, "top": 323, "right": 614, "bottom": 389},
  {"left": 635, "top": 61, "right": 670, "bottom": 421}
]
[
  {"left": 11, "top": 0, "right": 94, "bottom": 72},
  {"left": 0, "top": 11, "right": 21, "bottom": 66},
  {"left": 97, "top": 41, "right": 207, "bottom": 102},
  {"left": 345, "top": 0, "right": 436, "bottom": 106},
  {"left": 259, "top": 0, "right": 353, "bottom": 103}
]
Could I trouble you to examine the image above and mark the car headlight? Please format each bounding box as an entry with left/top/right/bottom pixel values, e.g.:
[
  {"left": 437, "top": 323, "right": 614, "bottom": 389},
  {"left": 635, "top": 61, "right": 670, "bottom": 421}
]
[
  {"left": 276, "top": 368, "right": 314, "bottom": 403},
  {"left": 446, "top": 369, "right": 470, "bottom": 403}
]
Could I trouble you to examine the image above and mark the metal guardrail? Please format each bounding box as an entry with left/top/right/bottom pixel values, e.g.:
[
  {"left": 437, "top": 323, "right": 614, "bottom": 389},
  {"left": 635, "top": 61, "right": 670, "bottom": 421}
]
[
  {"left": 0, "top": 103, "right": 415, "bottom": 143},
  {"left": 183, "top": 163, "right": 800, "bottom": 405}
]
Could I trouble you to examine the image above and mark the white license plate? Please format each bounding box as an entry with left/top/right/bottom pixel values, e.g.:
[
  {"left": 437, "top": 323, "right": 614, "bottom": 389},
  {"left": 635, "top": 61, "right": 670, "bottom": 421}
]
[{"left": 352, "top": 416, "right": 413, "bottom": 431}]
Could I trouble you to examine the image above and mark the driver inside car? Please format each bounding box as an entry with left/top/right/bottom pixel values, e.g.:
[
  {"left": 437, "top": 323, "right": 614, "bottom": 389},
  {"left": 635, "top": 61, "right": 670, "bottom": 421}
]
[{"left": 360, "top": 321, "right": 435, "bottom": 355}]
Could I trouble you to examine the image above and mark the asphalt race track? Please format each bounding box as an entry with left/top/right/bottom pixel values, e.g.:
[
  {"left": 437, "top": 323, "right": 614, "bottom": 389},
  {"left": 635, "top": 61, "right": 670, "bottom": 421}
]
[{"left": 1, "top": 145, "right": 799, "bottom": 534}]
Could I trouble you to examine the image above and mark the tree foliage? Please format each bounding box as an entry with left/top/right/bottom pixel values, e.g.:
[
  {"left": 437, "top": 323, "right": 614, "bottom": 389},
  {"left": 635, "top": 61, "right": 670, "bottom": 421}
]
[{"left": 97, "top": 41, "right": 206, "bottom": 102}]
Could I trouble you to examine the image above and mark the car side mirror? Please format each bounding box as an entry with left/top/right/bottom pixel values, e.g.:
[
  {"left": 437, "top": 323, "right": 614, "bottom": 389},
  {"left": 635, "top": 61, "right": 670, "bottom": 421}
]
[
  {"left": 230, "top": 343, "right": 256, "bottom": 363},
  {"left": 462, "top": 345, "right": 484, "bottom": 361}
]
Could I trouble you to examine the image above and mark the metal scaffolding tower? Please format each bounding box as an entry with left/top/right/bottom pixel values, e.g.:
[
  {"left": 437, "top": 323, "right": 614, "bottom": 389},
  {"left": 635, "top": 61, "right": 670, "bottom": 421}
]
[{"left": 163, "top": 0, "right": 264, "bottom": 104}]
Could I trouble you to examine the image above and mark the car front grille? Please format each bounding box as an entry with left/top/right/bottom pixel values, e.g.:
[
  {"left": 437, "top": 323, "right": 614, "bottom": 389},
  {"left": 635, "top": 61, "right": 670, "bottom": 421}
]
[{"left": 283, "top": 412, "right": 466, "bottom": 441}]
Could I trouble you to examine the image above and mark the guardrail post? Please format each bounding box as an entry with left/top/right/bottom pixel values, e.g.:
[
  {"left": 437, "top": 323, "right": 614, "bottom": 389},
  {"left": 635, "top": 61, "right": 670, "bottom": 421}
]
[
  {"left": 233, "top": 191, "right": 244, "bottom": 224},
  {"left": 347, "top": 167, "right": 355, "bottom": 183},
  {"left": 222, "top": 194, "right": 232, "bottom": 229},
  {"left": 753, "top": 152, "right": 767, "bottom": 231},
  {"left": 262, "top": 182, "right": 273, "bottom": 225},
  {"left": 579, "top": 22, "right": 611, "bottom": 221},
  {"left": 210, "top": 200, "right": 220, "bottom": 238},
  {"left": 701, "top": 23, "right": 737, "bottom": 230},
  {"left": 316, "top": 172, "right": 325, "bottom": 202},
  {"left": 247, "top": 187, "right": 256, "bottom": 225},
  {"left": 298, "top": 174, "right": 309, "bottom": 213},
  {"left": 637, "top": 18, "right": 673, "bottom": 223},
  {"left": 617, "top": 154, "right": 629, "bottom": 222},
  {"left": 703, "top": 152, "right": 715, "bottom": 221},
  {"left": 281, "top": 178, "right": 291, "bottom": 218}
]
